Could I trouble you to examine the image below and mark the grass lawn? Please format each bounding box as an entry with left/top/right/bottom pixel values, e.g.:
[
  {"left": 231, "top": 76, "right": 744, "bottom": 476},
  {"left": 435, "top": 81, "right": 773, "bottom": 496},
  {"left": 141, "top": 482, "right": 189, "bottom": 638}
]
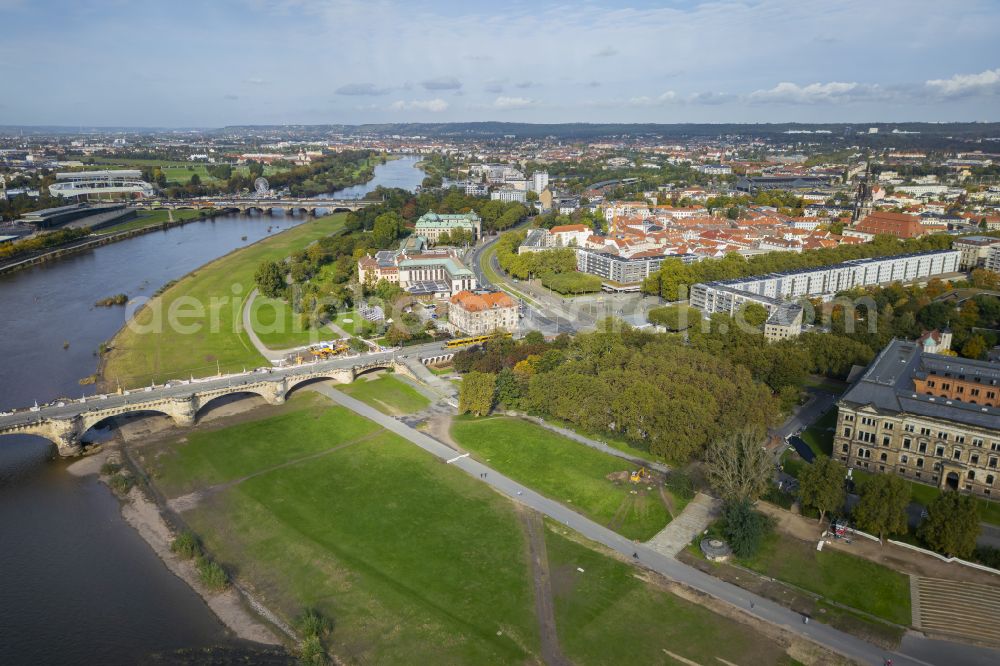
[
  {"left": 338, "top": 374, "right": 431, "bottom": 415},
  {"left": 450, "top": 416, "right": 671, "bottom": 540},
  {"left": 332, "top": 311, "right": 361, "bottom": 335},
  {"left": 739, "top": 530, "right": 911, "bottom": 626},
  {"left": 152, "top": 392, "right": 380, "bottom": 497},
  {"left": 102, "top": 214, "right": 348, "bottom": 386},
  {"left": 545, "top": 523, "right": 796, "bottom": 665},
  {"left": 248, "top": 294, "right": 337, "bottom": 349},
  {"left": 151, "top": 393, "right": 540, "bottom": 664},
  {"left": 800, "top": 408, "right": 836, "bottom": 457}
]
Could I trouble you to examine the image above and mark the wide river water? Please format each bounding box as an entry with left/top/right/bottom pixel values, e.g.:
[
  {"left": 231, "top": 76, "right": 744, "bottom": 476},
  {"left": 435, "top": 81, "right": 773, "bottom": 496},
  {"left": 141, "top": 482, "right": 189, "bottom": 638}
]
[{"left": 0, "top": 156, "right": 424, "bottom": 665}]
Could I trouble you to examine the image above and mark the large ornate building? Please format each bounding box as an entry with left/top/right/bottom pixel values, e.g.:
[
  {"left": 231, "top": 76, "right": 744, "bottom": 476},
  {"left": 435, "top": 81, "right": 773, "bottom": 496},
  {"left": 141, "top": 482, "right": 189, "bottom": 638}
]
[
  {"left": 414, "top": 211, "right": 482, "bottom": 244},
  {"left": 834, "top": 339, "right": 1000, "bottom": 499},
  {"left": 447, "top": 290, "right": 518, "bottom": 336}
]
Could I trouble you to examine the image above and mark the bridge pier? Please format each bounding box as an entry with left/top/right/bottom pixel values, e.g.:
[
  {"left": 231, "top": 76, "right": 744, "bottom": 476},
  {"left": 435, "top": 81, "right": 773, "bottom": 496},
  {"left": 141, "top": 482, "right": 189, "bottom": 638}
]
[{"left": 48, "top": 416, "right": 84, "bottom": 457}]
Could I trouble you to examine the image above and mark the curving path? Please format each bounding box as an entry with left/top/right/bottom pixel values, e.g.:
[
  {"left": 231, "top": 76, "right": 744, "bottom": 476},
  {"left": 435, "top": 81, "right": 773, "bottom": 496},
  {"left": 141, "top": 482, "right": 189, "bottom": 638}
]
[
  {"left": 315, "top": 383, "right": 1000, "bottom": 666},
  {"left": 241, "top": 288, "right": 354, "bottom": 363}
]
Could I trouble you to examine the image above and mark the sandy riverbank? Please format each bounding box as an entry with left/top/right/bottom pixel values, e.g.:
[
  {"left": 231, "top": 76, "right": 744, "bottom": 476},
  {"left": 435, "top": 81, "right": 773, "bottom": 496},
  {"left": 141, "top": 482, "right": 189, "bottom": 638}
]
[{"left": 66, "top": 433, "right": 284, "bottom": 647}]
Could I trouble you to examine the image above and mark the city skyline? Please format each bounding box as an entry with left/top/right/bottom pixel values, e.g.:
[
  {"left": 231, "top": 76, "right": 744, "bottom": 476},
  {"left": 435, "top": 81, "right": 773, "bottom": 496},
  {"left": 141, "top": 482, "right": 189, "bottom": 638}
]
[{"left": 1, "top": 0, "right": 998, "bottom": 126}]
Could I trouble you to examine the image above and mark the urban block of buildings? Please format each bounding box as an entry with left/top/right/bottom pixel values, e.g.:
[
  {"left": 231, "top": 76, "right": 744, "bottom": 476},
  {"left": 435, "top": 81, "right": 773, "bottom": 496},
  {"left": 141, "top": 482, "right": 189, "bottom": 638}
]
[
  {"left": 690, "top": 250, "right": 962, "bottom": 340},
  {"left": 358, "top": 245, "right": 477, "bottom": 298},
  {"left": 835, "top": 338, "right": 1000, "bottom": 499}
]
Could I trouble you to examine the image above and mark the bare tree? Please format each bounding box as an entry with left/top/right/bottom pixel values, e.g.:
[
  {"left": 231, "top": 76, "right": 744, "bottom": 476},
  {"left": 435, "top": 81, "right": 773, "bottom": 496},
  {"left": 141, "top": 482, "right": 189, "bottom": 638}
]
[{"left": 704, "top": 428, "right": 773, "bottom": 503}]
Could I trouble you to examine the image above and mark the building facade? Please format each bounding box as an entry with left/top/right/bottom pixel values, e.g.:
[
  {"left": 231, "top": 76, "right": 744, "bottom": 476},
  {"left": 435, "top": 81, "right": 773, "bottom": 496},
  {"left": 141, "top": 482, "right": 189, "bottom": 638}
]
[
  {"left": 448, "top": 290, "right": 518, "bottom": 336},
  {"left": 834, "top": 339, "right": 1000, "bottom": 499},
  {"left": 953, "top": 235, "right": 1000, "bottom": 269},
  {"left": 414, "top": 211, "right": 482, "bottom": 244}
]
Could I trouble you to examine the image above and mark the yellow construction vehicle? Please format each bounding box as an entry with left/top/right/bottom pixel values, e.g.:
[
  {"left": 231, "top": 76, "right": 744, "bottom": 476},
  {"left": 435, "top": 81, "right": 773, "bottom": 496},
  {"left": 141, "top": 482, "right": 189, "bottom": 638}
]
[{"left": 630, "top": 467, "right": 647, "bottom": 484}]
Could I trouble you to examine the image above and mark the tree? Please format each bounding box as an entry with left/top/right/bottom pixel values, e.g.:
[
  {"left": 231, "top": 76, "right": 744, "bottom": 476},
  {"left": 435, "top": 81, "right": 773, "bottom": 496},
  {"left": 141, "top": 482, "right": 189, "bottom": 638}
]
[
  {"left": 798, "top": 456, "right": 846, "bottom": 524},
  {"left": 704, "top": 429, "right": 772, "bottom": 503},
  {"left": 723, "top": 498, "right": 772, "bottom": 558},
  {"left": 647, "top": 305, "right": 701, "bottom": 331},
  {"left": 459, "top": 371, "right": 496, "bottom": 416},
  {"left": 961, "top": 334, "right": 987, "bottom": 360},
  {"left": 852, "top": 474, "right": 910, "bottom": 543},
  {"left": 372, "top": 211, "right": 403, "bottom": 248},
  {"left": 918, "top": 491, "right": 980, "bottom": 558},
  {"left": 494, "top": 368, "right": 523, "bottom": 408},
  {"left": 738, "top": 302, "right": 768, "bottom": 329},
  {"left": 254, "top": 260, "right": 286, "bottom": 299}
]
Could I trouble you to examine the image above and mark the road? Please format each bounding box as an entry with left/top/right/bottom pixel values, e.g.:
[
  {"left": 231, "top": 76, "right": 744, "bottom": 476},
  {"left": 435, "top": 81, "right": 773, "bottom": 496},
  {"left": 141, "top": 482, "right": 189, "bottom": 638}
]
[{"left": 316, "top": 384, "right": 1000, "bottom": 666}]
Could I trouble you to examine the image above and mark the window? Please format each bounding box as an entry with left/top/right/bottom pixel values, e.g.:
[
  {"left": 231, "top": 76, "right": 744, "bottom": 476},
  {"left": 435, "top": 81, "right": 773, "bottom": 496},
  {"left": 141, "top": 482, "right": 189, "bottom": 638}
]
[
  {"left": 954, "top": 449, "right": 962, "bottom": 460},
  {"left": 968, "top": 470, "right": 976, "bottom": 480},
  {"left": 904, "top": 424, "right": 915, "bottom": 433},
  {"left": 990, "top": 457, "right": 998, "bottom": 469},
  {"left": 861, "top": 416, "right": 876, "bottom": 426},
  {"left": 916, "top": 458, "right": 924, "bottom": 468},
  {"left": 973, "top": 438, "right": 984, "bottom": 447},
  {"left": 988, "top": 475, "right": 995, "bottom": 486},
  {"left": 884, "top": 423, "right": 893, "bottom": 431},
  {"left": 880, "top": 452, "right": 888, "bottom": 462},
  {"left": 920, "top": 427, "right": 931, "bottom": 436},
  {"left": 919, "top": 442, "right": 927, "bottom": 453},
  {"left": 956, "top": 435, "right": 965, "bottom": 444},
  {"left": 883, "top": 436, "right": 892, "bottom": 447},
  {"left": 972, "top": 454, "right": 980, "bottom": 465},
  {"left": 903, "top": 438, "right": 912, "bottom": 450},
  {"left": 939, "top": 432, "right": 948, "bottom": 441},
  {"left": 901, "top": 455, "right": 909, "bottom": 464},
  {"left": 843, "top": 427, "right": 852, "bottom": 437},
  {"left": 842, "top": 443, "right": 849, "bottom": 453},
  {"left": 936, "top": 445, "right": 945, "bottom": 457}
]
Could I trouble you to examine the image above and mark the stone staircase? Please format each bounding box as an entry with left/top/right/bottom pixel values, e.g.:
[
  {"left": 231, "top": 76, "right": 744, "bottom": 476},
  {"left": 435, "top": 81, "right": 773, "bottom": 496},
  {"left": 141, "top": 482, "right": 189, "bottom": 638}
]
[
  {"left": 914, "top": 576, "right": 1000, "bottom": 646},
  {"left": 645, "top": 493, "right": 722, "bottom": 557}
]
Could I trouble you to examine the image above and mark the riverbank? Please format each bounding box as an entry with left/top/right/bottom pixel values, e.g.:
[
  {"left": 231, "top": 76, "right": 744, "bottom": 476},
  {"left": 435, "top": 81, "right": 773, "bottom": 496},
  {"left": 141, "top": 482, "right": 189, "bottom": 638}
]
[
  {"left": 0, "top": 209, "right": 224, "bottom": 276},
  {"left": 66, "top": 417, "right": 289, "bottom": 649},
  {"left": 100, "top": 213, "right": 350, "bottom": 388}
]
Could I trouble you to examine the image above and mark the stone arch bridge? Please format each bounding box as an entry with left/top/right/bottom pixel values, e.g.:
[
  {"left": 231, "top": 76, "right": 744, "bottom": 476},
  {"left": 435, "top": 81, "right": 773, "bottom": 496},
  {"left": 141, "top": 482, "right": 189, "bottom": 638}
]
[
  {"left": 133, "top": 197, "right": 376, "bottom": 216},
  {"left": 0, "top": 357, "right": 411, "bottom": 457}
]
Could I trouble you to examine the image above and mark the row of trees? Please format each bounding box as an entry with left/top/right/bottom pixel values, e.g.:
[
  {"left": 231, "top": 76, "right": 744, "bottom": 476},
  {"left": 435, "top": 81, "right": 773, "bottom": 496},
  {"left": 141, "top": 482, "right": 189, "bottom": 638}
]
[
  {"left": 796, "top": 456, "right": 982, "bottom": 558},
  {"left": 494, "top": 230, "right": 578, "bottom": 280}
]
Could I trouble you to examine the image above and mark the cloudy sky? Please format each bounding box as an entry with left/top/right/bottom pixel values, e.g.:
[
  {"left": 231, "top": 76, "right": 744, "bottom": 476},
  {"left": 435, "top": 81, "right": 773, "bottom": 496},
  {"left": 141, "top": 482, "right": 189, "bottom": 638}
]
[{"left": 1, "top": 0, "right": 998, "bottom": 127}]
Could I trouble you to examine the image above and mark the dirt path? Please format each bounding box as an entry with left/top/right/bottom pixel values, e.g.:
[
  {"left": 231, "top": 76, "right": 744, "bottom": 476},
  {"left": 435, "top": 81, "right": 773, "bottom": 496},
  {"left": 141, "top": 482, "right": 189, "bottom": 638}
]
[{"left": 519, "top": 509, "right": 572, "bottom": 666}]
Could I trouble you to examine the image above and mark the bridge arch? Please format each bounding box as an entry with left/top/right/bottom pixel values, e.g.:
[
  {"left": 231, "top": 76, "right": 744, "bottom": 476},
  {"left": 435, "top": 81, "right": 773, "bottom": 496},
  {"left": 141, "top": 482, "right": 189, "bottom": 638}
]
[
  {"left": 79, "top": 408, "right": 176, "bottom": 444},
  {"left": 194, "top": 390, "right": 271, "bottom": 422},
  {"left": 0, "top": 430, "right": 64, "bottom": 457}
]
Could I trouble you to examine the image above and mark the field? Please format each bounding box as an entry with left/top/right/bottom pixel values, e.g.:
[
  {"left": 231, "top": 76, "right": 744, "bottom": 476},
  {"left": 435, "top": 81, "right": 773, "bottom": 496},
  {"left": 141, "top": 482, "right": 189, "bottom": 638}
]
[
  {"left": 546, "top": 524, "right": 797, "bottom": 665},
  {"left": 102, "top": 214, "right": 348, "bottom": 386},
  {"left": 82, "top": 157, "right": 286, "bottom": 184},
  {"left": 147, "top": 391, "right": 540, "bottom": 664},
  {"left": 248, "top": 294, "right": 337, "bottom": 349},
  {"left": 450, "top": 416, "right": 672, "bottom": 540},
  {"left": 337, "top": 374, "right": 430, "bottom": 415},
  {"left": 739, "top": 529, "right": 912, "bottom": 626}
]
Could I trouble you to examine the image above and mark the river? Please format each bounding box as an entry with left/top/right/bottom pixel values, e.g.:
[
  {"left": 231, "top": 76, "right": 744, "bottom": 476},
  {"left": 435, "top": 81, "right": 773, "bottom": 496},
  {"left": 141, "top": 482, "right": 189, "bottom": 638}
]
[{"left": 0, "top": 156, "right": 424, "bottom": 665}]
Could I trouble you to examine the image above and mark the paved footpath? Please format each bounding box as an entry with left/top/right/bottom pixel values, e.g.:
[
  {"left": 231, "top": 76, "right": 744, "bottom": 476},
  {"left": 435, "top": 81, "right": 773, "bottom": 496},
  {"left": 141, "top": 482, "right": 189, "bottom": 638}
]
[
  {"left": 645, "top": 493, "right": 722, "bottom": 557},
  {"left": 313, "top": 384, "right": 1000, "bottom": 666},
  {"left": 517, "top": 414, "right": 670, "bottom": 474}
]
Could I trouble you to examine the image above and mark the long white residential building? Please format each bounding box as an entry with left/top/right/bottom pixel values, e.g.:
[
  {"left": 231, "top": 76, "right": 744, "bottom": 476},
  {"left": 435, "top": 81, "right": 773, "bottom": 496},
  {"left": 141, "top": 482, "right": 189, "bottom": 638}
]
[{"left": 690, "top": 250, "right": 962, "bottom": 338}]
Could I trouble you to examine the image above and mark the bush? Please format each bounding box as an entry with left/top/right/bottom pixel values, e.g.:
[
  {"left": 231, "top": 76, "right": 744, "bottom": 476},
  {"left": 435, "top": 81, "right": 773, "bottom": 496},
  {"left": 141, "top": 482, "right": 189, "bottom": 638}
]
[
  {"left": 723, "top": 498, "right": 772, "bottom": 559},
  {"left": 665, "top": 470, "right": 695, "bottom": 501},
  {"left": 196, "top": 556, "right": 229, "bottom": 590},
  {"left": 298, "top": 634, "right": 327, "bottom": 666},
  {"left": 296, "top": 608, "right": 332, "bottom": 639},
  {"left": 170, "top": 531, "right": 201, "bottom": 560},
  {"left": 108, "top": 473, "right": 133, "bottom": 495},
  {"left": 100, "top": 461, "right": 121, "bottom": 476}
]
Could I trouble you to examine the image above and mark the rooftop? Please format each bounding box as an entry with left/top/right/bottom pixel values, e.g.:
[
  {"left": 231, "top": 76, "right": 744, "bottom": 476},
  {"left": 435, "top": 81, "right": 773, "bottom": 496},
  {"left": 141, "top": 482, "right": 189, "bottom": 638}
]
[{"left": 839, "top": 339, "right": 999, "bottom": 430}]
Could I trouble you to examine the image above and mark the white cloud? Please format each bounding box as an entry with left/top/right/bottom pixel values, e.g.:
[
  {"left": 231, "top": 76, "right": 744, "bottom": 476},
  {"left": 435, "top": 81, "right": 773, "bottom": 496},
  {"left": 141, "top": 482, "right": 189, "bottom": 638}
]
[
  {"left": 925, "top": 68, "right": 1000, "bottom": 98},
  {"left": 493, "top": 96, "right": 534, "bottom": 109},
  {"left": 390, "top": 98, "right": 449, "bottom": 112},
  {"left": 748, "top": 81, "right": 888, "bottom": 104}
]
